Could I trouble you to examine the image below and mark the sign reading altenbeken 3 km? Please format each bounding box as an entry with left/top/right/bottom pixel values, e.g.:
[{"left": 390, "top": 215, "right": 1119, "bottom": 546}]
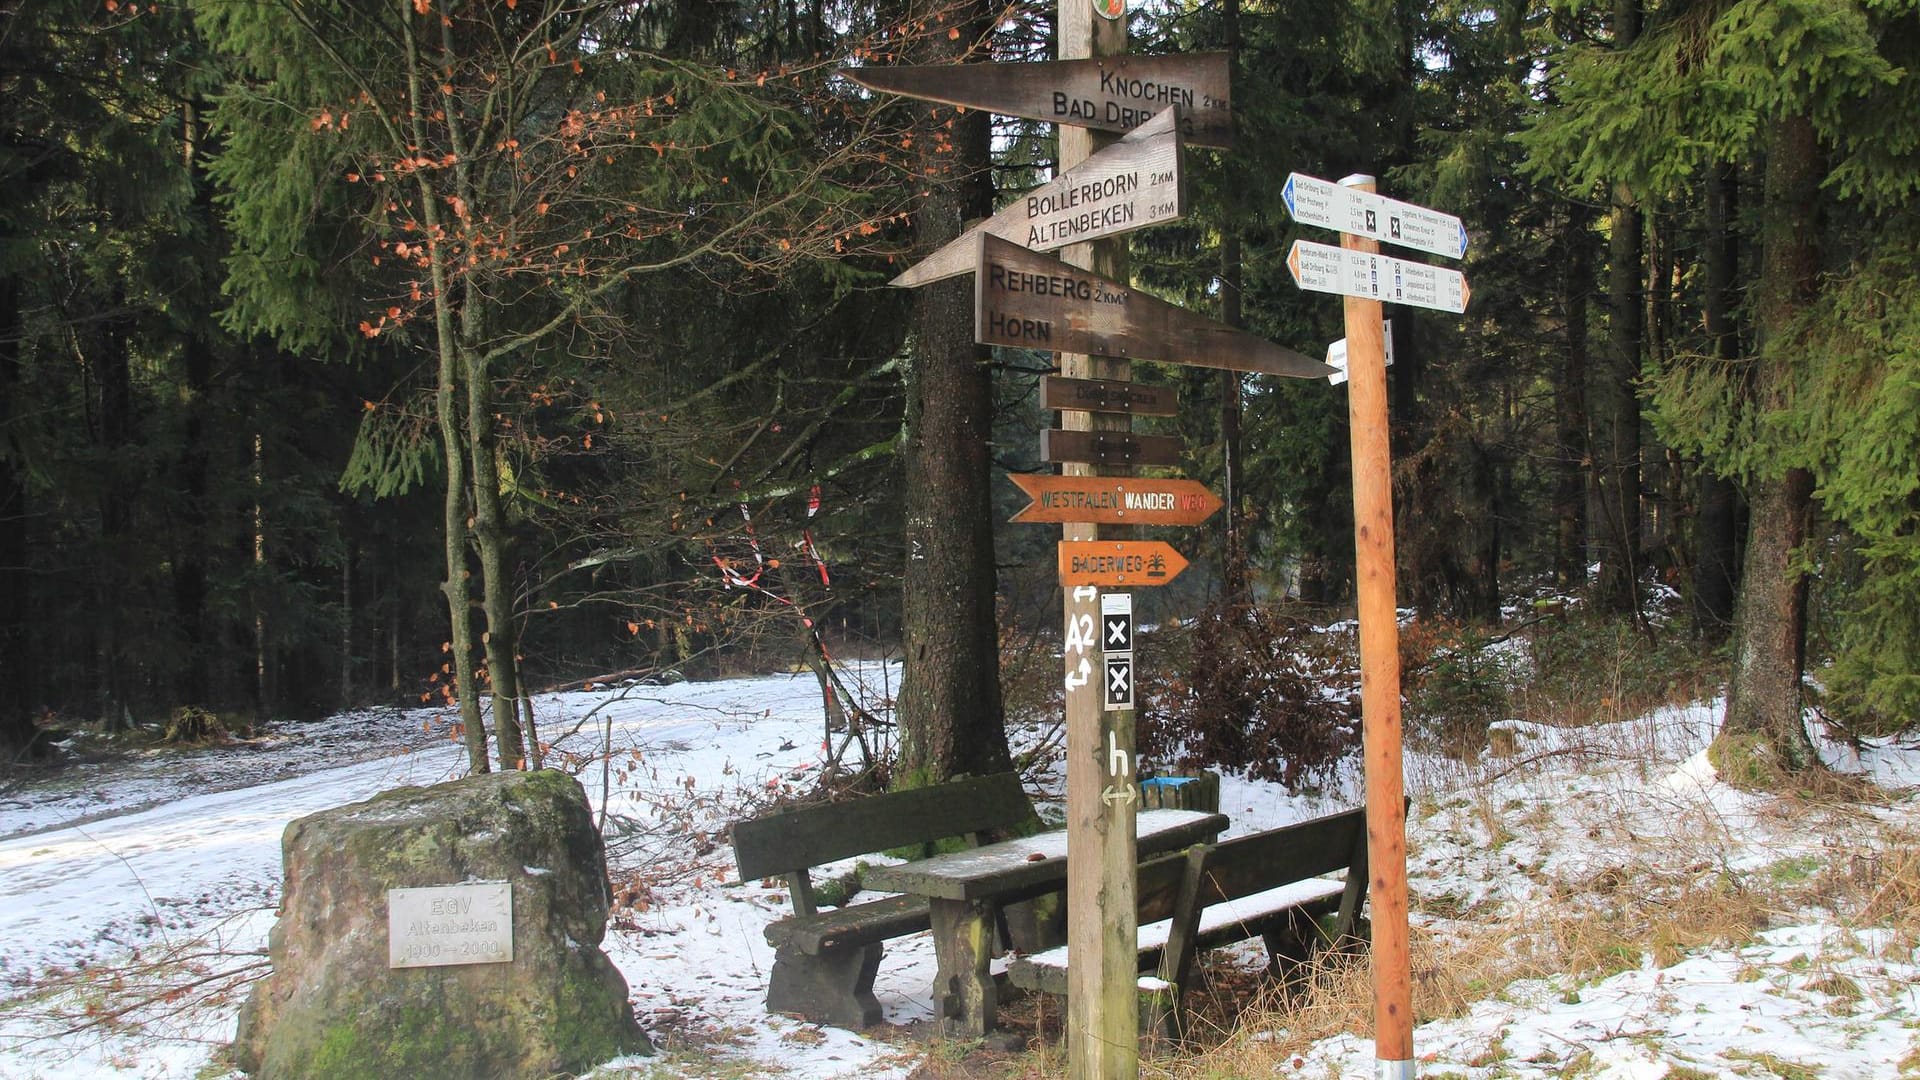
[
  {"left": 389, "top": 881, "right": 513, "bottom": 968},
  {"left": 1283, "top": 172, "right": 1468, "bottom": 261}
]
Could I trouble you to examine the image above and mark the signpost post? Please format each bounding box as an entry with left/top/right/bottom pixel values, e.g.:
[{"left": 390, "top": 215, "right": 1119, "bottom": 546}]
[{"left": 1284, "top": 173, "right": 1465, "bottom": 1080}]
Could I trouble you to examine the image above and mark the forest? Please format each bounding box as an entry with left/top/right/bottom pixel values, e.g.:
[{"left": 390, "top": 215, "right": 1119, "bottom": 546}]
[{"left": 4, "top": 0, "right": 1918, "bottom": 781}]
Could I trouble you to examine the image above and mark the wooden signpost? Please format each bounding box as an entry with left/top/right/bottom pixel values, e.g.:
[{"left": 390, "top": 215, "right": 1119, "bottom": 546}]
[
  {"left": 1039, "top": 429, "right": 1181, "bottom": 468},
  {"left": 1040, "top": 375, "right": 1176, "bottom": 416},
  {"left": 1285, "top": 173, "right": 1471, "bottom": 1080},
  {"left": 844, "top": 52, "right": 1233, "bottom": 149},
  {"left": 1009, "top": 475, "right": 1222, "bottom": 525},
  {"left": 977, "top": 234, "right": 1333, "bottom": 378},
  {"left": 1057, "top": 540, "right": 1189, "bottom": 587},
  {"left": 892, "top": 107, "right": 1185, "bottom": 288}
]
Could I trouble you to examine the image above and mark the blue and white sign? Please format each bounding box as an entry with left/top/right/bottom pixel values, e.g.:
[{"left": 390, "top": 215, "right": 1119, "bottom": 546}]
[{"left": 1283, "top": 172, "right": 1469, "bottom": 261}]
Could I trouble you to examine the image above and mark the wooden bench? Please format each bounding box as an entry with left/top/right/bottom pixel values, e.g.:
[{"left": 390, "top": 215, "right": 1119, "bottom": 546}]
[
  {"left": 1006, "top": 804, "right": 1371, "bottom": 1036},
  {"left": 729, "top": 772, "right": 1034, "bottom": 1029}
]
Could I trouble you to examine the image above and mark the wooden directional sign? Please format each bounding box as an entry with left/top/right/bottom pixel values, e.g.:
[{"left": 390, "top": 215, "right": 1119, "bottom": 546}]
[
  {"left": 978, "top": 235, "right": 1333, "bottom": 378},
  {"left": 1283, "top": 172, "right": 1469, "bottom": 260},
  {"left": 1041, "top": 375, "right": 1177, "bottom": 416},
  {"left": 844, "top": 53, "right": 1233, "bottom": 149},
  {"left": 1040, "top": 429, "right": 1181, "bottom": 468},
  {"left": 1010, "top": 475, "right": 1222, "bottom": 525},
  {"left": 1286, "top": 239, "right": 1471, "bottom": 314},
  {"left": 1058, "top": 540, "right": 1189, "bottom": 587},
  {"left": 893, "top": 107, "right": 1184, "bottom": 288}
]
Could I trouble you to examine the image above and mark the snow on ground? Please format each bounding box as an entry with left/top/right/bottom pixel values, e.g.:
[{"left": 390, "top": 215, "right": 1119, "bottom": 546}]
[{"left": 1, "top": 664, "right": 1917, "bottom": 1078}]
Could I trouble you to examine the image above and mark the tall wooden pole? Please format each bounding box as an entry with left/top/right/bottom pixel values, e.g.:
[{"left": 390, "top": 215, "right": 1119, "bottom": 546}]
[
  {"left": 1060, "top": 2, "right": 1135, "bottom": 1078},
  {"left": 1339, "top": 174, "right": 1414, "bottom": 1078}
]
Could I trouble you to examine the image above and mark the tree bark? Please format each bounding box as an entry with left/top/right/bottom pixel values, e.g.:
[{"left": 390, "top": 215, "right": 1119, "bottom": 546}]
[
  {"left": 0, "top": 265, "right": 35, "bottom": 757},
  {"left": 1692, "top": 161, "right": 1741, "bottom": 640},
  {"left": 1555, "top": 202, "right": 1592, "bottom": 588},
  {"left": 1725, "top": 113, "right": 1820, "bottom": 769},
  {"left": 894, "top": 0, "right": 1011, "bottom": 786},
  {"left": 1593, "top": 0, "right": 1644, "bottom": 617},
  {"left": 1218, "top": 0, "right": 1248, "bottom": 606}
]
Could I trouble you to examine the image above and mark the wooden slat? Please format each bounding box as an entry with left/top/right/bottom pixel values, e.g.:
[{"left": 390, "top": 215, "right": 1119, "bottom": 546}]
[
  {"left": 764, "top": 895, "right": 933, "bottom": 954},
  {"left": 1189, "top": 807, "right": 1366, "bottom": 907},
  {"left": 731, "top": 772, "right": 1031, "bottom": 882},
  {"left": 1041, "top": 375, "right": 1177, "bottom": 416},
  {"left": 1040, "top": 428, "right": 1181, "bottom": 467}
]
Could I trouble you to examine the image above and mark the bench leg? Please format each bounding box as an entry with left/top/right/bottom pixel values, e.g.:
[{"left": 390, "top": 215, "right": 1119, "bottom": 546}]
[
  {"left": 928, "top": 898, "right": 997, "bottom": 1037},
  {"left": 765, "top": 942, "right": 884, "bottom": 1029}
]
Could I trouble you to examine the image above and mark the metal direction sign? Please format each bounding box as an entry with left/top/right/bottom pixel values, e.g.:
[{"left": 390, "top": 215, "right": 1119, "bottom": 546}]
[
  {"left": 1100, "top": 592, "right": 1133, "bottom": 652},
  {"left": 1041, "top": 375, "right": 1177, "bottom": 416},
  {"left": 893, "top": 107, "right": 1184, "bottom": 288},
  {"left": 978, "top": 234, "right": 1333, "bottom": 379},
  {"left": 1058, "top": 540, "right": 1189, "bottom": 587},
  {"left": 1282, "top": 172, "right": 1468, "bottom": 261},
  {"left": 1010, "top": 475, "right": 1222, "bottom": 526},
  {"left": 1327, "top": 320, "right": 1395, "bottom": 386},
  {"left": 844, "top": 53, "right": 1233, "bottom": 149},
  {"left": 1286, "top": 239, "right": 1471, "bottom": 314},
  {"left": 1104, "top": 655, "right": 1134, "bottom": 711},
  {"left": 1040, "top": 429, "right": 1181, "bottom": 468}
]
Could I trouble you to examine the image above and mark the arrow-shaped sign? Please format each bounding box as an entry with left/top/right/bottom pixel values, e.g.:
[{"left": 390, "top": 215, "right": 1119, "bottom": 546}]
[
  {"left": 1282, "top": 172, "right": 1469, "bottom": 260},
  {"left": 893, "top": 107, "right": 1184, "bottom": 288},
  {"left": 1064, "top": 656, "right": 1093, "bottom": 690},
  {"left": 1058, "top": 540, "right": 1189, "bottom": 587},
  {"left": 1327, "top": 320, "right": 1395, "bottom": 386},
  {"left": 843, "top": 53, "right": 1233, "bottom": 149},
  {"left": 1100, "top": 784, "right": 1139, "bottom": 807},
  {"left": 1072, "top": 585, "right": 1098, "bottom": 602},
  {"left": 1286, "top": 239, "right": 1471, "bottom": 314},
  {"left": 1010, "top": 475, "right": 1222, "bottom": 526},
  {"left": 979, "top": 235, "right": 1332, "bottom": 378}
]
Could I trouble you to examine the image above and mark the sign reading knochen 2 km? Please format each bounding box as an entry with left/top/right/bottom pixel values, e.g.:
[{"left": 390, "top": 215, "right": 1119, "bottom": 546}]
[
  {"left": 844, "top": 52, "right": 1232, "bottom": 149},
  {"left": 977, "top": 234, "right": 1332, "bottom": 378},
  {"left": 891, "top": 106, "right": 1185, "bottom": 288}
]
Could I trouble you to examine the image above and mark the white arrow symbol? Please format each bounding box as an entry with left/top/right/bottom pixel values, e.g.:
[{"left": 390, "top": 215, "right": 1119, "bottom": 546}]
[
  {"left": 1073, "top": 585, "right": 1097, "bottom": 602},
  {"left": 1064, "top": 657, "right": 1092, "bottom": 691},
  {"left": 1101, "top": 785, "right": 1138, "bottom": 807}
]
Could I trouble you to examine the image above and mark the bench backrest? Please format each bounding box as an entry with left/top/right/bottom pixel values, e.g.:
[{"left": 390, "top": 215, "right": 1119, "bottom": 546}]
[
  {"left": 1192, "top": 804, "right": 1367, "bottom": 907},
  {"left": 731, "top": 772, "right": 1033, "bottom": 882}
]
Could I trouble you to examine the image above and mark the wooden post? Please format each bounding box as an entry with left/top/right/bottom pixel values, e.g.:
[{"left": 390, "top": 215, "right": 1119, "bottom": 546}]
[
  {"left": 1060, "top": 2, "right": 1136, "bottom": 1078},
  {"left": 1339, "top": 174, "right": 1414, "bottom": 1078}
]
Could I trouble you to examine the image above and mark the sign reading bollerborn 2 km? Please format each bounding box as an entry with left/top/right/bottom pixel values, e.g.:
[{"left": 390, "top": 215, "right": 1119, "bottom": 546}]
[
  {"left": 844, "top": 53, "right": 1233, "bottom": 149},
  {"left": 892, "top": 106, "right": 1185, "bottom": 288},
  {"left": 1282, "top": 172, "right": 1468, "bottom": 261}
]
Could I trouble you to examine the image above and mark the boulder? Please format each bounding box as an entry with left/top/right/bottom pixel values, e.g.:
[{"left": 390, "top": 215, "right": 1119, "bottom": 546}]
[{"left": 234, "top": 769, "right": 649, "bottom": 1079}]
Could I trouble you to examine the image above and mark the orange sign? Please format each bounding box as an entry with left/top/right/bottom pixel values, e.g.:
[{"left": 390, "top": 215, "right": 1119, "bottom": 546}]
[
  {"left": 1057, "top": 541, "right": 1189, "bottom": 587},
  {"left": 1011, "top": 476, "right": 1222, "bottom": 526}
]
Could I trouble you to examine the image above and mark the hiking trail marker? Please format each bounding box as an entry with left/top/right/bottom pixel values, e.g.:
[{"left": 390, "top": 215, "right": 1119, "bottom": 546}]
[
  {"left": 1286, "top": 239, "right": 1471, "bottom": 314},
  {"left": 1057, "top": 540, "right": 1188, "bottom": 588},
  {"left": 1283, "top": 171, "right": 1469, "bottom": 260},
  {"left": 1009, "top": 475, "right": 1222, "bottom": 526}
]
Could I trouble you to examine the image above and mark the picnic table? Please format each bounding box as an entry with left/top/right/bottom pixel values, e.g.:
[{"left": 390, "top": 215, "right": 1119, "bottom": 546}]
[{"left": 862, "top": 807, "right": 1229, "bottom": 1035}]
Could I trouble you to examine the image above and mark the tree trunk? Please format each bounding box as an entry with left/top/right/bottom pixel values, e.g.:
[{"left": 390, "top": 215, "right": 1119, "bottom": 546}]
[
  {"left": 1555, "top": 202, "right": 1592, "bottom": 588},
  {"left": 1593, "top": 0, "right": 1644, "bottom": 617},
  {"left": 0, "top": 266, "right": 36, "bottom": 757},
  {"left": 1218, "top": 0, "right": 1248, "bottom": 606},
  {"left": 1692, "top": 161, "right": 1741, "bottom": 640},
  {"left": 894, "top": 0, "right": 1011, "bottom": 786},
  {"left": 1724, "top": 113, "right": 1820, "bottom": 769},
  {"left": 96, "top": 300, "right": 135, "bottom": 730}
]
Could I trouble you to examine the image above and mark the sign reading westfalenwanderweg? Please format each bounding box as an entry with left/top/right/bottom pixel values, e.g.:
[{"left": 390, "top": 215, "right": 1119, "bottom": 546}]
[
  {"left": 1010, "top": 475, "right": 1222, "bottom": 526},
  {"left": 893, "top": 106, "right": 1185, "bottom": 288},
  {"left": 1282, "top": 172, "right": 1468, "bottom": 261},
  {"left": 977, "top": 234, "right": 1332, "bottom": 378},
  {"left": 844, "top": 53, "right": 1233, "bottom": 149},
  {"left": 1058, "top": 540, "right": 1189, "bottom": 588},
  {"left": 1285, "top": 239, "right": 1471, "bottom": 314}
]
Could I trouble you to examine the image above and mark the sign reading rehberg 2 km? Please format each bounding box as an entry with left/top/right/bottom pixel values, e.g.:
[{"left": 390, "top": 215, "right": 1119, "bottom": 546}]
[
  {"left": 1286, "top": 239, "right": 1471, "bottom": 314},
  {"left": 892, "top": 106, "right": 1184, "bottom": 288},
  {"left": 978, "top": 234, "right": 1332, "bottom": 378},
  {"left": 1283, "top": 172, "right": 1469, "bottom": 261},
  {"left": 845, "top": 53, "right": 1232, "bottom": 149}
]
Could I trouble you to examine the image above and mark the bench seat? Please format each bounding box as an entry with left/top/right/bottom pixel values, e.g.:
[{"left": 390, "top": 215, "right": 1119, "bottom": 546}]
[
  {"left": 1008, "top": 877, "right": 1345, "bottom": 995},
  {"left": 764, "top": 893, "right": 931, "bottom": 955}
]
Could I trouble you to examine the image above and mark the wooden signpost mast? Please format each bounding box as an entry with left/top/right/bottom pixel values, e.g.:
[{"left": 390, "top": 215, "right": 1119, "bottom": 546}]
[
  {"left": 1059, "top": 2, "right": 1136, "bottom": 1077},
  {"left": 1339, "top": 174, "right": 1413, "bottom": 1079}
]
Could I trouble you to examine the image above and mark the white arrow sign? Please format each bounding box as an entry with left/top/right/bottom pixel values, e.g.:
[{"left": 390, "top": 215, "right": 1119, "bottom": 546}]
[
  {"left": 1327, "top": 320, "right": 1395, "bottom": 386},
  {"left": 1282, "top": 172, "right": 1468, "bottom": 260},
  {"left": 1287, "top": 239, "right": 1471, "bottom": 314},
  {"left": 1072, "top": 585, "right": 1098, "bottom": 602},
  {"left": 1100, "top": 784, "right": 1139, "bottom": 807},
  {"left": 1064, "top": 656, "right": 1093, "bottom": 691}
]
